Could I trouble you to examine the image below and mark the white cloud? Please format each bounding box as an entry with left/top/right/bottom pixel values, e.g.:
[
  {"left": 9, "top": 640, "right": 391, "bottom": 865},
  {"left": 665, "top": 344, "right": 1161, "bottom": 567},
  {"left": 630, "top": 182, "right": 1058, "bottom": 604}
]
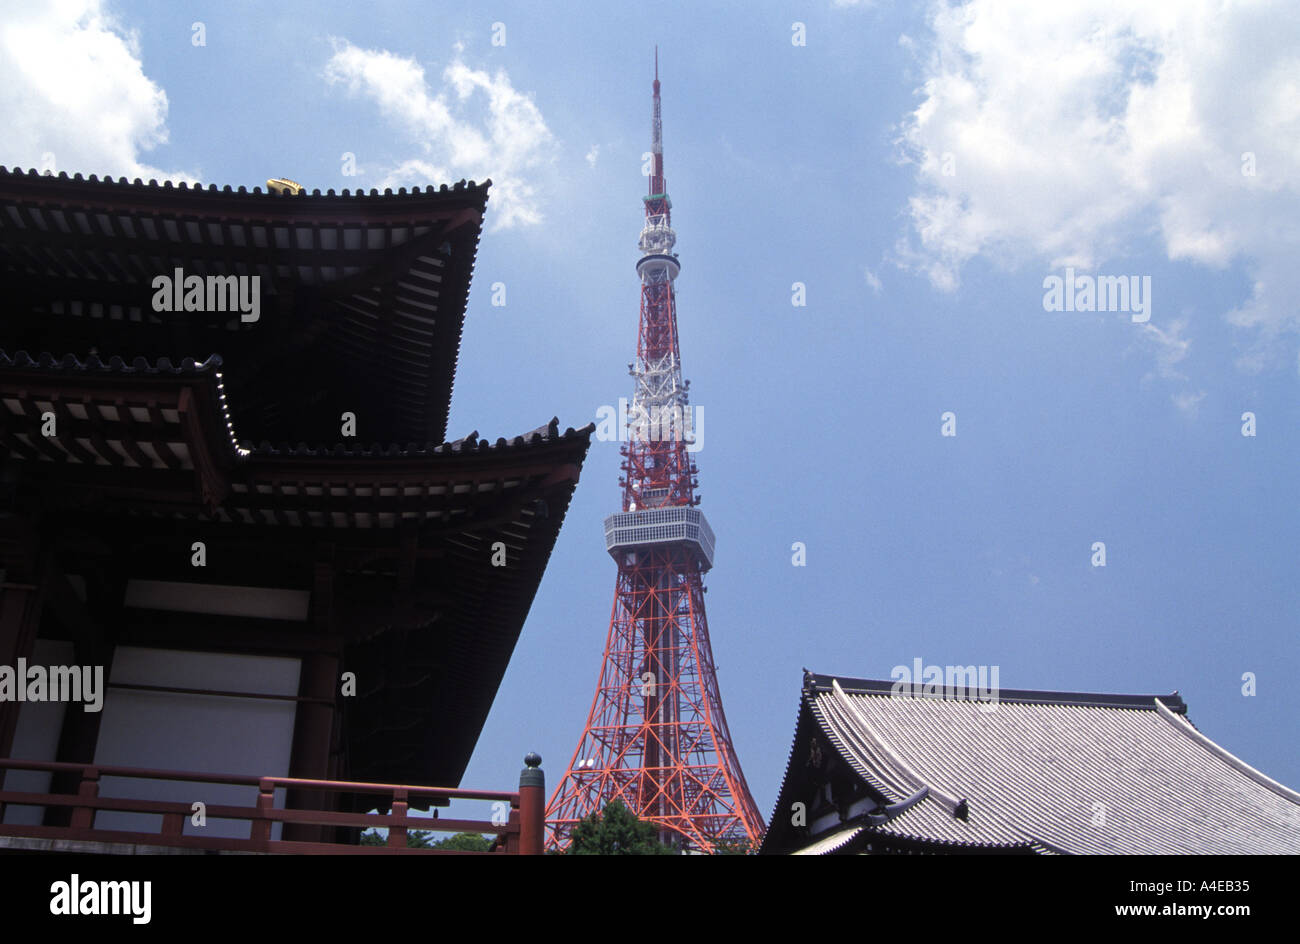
[
  {"left": 897, "top": 1, "right": 1300, "bottom": 373},
  {"left": 1138, "top": 316, "right": 1203, "bottom": 410},
  {"left": 1142, "top": 317, "right": 1192, "bottom": 379},
  {"left": 585, "top": 145, "right": 600, "bottom": 168},
  {"left": 0, "top": 0, "right": 190, "bottom": 181},
  {"left": 1171, "top": 389, "right": 1206, "bottom": 415},
  {"left": 324, "top": 40, "right": 555, "bottom": 230},
  {"left": 864, "top": 267, "right": 883, "bottom": 294}
]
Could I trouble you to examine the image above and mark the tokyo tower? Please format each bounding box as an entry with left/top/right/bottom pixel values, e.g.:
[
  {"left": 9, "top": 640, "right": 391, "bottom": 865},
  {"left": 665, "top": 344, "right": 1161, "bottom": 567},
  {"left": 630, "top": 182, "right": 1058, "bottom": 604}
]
[{"left": 546, "top": 51, "right": 766, "bottom": 852}]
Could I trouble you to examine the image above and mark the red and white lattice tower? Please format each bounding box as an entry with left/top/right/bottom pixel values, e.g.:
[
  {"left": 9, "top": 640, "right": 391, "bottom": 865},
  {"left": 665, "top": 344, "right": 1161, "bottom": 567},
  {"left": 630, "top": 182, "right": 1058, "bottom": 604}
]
[{"left": 546, "top": 51, "right": 765, "bottom": 852}]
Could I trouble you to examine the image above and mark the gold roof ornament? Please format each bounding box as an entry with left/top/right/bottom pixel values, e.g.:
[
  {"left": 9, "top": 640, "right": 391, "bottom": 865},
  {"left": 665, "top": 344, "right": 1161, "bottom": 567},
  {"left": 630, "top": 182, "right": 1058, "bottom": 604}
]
[{"left": 266, "top": 177, "right": 304, "bottom": 195}]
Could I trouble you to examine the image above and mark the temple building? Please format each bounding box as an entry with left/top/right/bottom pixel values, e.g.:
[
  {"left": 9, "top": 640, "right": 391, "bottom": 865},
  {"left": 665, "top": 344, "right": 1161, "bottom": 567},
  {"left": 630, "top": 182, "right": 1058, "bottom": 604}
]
[
  {"left": 0, "top": 167, "right": 589, "bottom": 852},
  {"left": 762, "top": 671, "right": 1300, "bottom": 854}
]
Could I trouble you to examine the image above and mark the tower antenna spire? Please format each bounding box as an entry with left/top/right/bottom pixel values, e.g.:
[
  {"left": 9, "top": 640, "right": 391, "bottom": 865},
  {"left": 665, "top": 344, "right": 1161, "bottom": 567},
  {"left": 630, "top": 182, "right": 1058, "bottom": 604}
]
[{"left": 650, "top": 47, "right": 664, "bottom": 193}]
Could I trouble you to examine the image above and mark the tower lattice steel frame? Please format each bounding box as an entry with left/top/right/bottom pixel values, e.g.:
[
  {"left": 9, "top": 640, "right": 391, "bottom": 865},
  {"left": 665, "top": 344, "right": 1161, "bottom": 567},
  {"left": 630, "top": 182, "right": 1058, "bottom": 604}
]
[{"left": 546, "top": 51, "right": 766, "bottom": 852}]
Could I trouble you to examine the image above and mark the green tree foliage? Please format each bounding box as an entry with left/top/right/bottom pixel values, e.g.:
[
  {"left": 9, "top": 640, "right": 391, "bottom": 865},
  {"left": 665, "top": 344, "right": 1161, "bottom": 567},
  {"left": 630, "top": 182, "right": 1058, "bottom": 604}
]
[
  {"left": 708, "top": 836, "right": 757, "bottom": 855},
  {"left": 435, "top": 831, "right": 494, "bottom": 852},
  {"left": 359, "top": 828, "right": 491, "bottom": 850},
  {"left": 566, "top": 799, "right": 677, "bottom": 855}
]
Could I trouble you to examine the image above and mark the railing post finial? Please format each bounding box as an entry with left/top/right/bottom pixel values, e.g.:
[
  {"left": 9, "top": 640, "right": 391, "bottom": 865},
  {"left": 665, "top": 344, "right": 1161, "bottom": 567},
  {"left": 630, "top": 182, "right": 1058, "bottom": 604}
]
[{"left": 518, "top": 753, "right": 544, "bottom": 855}]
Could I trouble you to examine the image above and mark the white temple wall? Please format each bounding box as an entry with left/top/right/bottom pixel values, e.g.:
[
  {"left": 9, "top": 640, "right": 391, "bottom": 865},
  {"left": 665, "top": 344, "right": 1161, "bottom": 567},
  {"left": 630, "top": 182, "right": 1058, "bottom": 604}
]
[
  {"left": 92, "top": 646, "right": 302, "bottom": 840},
  {"left": 1, "top": 639, "right": 75, "bottom": 826}
]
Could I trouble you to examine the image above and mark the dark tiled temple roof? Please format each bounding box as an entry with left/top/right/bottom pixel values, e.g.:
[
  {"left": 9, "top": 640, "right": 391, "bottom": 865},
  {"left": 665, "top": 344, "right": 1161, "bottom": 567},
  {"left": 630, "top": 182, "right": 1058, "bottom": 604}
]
[
  {"left": 0, "top": 348, "right": 225, "bottom": 375},
  {"left": 0, "top": 165, "right": 490, "bottom": 202},
  {"left": 761, "top": 671, "right": 1300, "bottom": 855},
  {"left": 0, "top": 348, "right": 588, "bottom": 486},
  {"left": 0, "top": 167, "right": 490, "bottom": 445},
  {"left": 243, "top": 419, "right": 574, "bottom": 459}
]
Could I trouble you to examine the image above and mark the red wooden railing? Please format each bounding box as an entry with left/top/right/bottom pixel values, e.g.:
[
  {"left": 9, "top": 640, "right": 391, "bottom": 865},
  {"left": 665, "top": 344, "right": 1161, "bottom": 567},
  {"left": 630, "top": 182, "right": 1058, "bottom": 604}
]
[{"left": 0, "top": 756, "right": 546, "bottom": 854}]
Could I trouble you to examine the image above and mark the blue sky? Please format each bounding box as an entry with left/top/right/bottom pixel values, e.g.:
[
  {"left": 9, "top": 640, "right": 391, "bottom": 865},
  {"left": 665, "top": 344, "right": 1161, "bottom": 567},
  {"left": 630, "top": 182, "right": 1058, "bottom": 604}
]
[{"left": 4, "top": 0, "right": 1296, "bottom": 826}]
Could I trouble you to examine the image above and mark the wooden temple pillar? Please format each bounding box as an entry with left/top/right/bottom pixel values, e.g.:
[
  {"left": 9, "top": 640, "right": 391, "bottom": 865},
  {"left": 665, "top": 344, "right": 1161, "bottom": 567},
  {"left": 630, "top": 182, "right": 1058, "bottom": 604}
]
[
  {"left": 284, "top": 554, "right": 341, "bottom": 844},
  {"left": 44, "top": 563, "right": 121, "bottom": 825},
  {"left": 0, "top": 519, "right": 50, "bottom": 789}
]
